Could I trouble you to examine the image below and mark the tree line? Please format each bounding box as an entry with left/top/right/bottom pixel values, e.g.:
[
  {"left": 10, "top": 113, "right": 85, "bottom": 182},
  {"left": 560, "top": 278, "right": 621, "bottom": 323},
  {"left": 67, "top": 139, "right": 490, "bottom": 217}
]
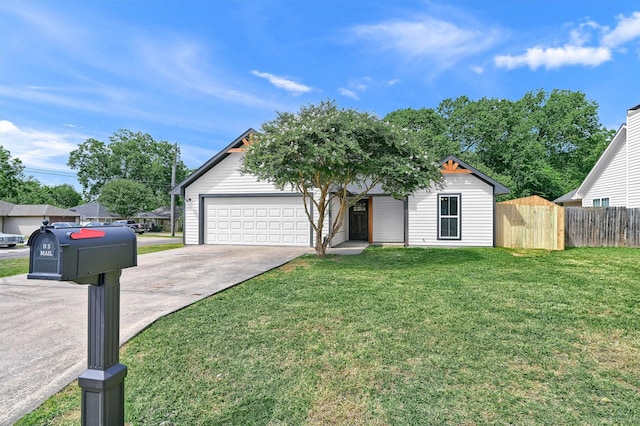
[
  {"left": 384, "top": 89, "right": 613, "bottom": 201},
  {"left": 1, "top": 130, "right": 190, "bottom": 218}
]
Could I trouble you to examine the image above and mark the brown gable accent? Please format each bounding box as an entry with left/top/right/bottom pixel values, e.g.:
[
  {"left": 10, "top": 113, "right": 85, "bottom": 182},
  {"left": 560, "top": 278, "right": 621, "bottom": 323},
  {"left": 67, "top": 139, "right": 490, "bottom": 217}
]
[
  {"left": 227, "top": 133, "right": 256, "bottom": 153},
  {"left": 441, "top": 159, "right": 472, "bottom": 174}
]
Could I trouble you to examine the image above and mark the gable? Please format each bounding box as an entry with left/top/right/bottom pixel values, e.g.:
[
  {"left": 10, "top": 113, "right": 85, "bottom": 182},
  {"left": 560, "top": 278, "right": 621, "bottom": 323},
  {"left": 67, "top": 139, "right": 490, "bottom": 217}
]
[
  {"left": 171, "top": 128, "right": 257, "bottom": 196},
  {"left": 439, "top": 156, "right": 510, "bottom": 195},
  {"left": 575, "top": 124, "right": 627, "bottom": 199}
]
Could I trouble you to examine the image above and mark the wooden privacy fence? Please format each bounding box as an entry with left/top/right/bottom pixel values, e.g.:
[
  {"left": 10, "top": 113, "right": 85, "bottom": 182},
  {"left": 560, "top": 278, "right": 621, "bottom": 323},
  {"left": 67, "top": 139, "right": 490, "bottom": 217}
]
[
  {"left": 565, "top": 207, "right": 640, "bottom": 247},
  {"left": 496, "top": 196, "right": 565, "bottom": 250}
]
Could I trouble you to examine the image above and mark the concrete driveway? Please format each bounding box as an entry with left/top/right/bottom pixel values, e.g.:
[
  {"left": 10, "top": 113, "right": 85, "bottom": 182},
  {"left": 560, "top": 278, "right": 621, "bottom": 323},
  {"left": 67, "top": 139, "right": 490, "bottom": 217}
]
[{"left": 0, "top": 244, "right": 312, "bottom": 425}]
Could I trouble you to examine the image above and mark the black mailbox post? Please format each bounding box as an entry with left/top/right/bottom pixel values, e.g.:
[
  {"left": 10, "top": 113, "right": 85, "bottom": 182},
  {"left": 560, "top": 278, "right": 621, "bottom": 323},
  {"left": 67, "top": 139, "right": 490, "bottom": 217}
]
[{"left": 28, "top": 221, "right": 137, "bottom": 426}]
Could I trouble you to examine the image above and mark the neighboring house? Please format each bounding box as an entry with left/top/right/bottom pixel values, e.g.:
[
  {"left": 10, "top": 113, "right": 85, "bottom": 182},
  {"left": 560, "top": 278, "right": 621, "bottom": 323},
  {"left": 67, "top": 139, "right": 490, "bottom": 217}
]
[
  {"left": 559, "top": 104, "right": 640, "bottom": 207},
  {"left": 553, "top": 188, "right": 582, "bottom": 207},
  {"left": 136, "top": 206, "right": 182, "bottom": 231},
  {"left": 69, "top": 202, "right": 120, "bottom": 225},
  {"left": 171, "top": 129, "right": 510, "bottom": 248},
  {"left": 0, "top": 200, "right": 81, "bottom": 236}
]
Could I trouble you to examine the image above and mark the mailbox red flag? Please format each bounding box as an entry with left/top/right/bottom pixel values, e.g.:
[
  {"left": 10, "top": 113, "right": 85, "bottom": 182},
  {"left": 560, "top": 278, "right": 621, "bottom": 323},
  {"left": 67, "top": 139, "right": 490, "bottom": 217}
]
[{"left": 70, "top": 228, "right": 106, "bottom": 239}]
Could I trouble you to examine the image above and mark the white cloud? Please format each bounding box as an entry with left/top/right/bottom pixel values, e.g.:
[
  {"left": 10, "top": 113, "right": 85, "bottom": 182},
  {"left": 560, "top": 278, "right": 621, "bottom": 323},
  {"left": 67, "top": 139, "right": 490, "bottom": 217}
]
[
  {"left": 338, "top": 88, "right": 359, "bottom": 100},
  {"left": 602, "top": 11, "right": 640, "bottom": 48},
  {"left": 0, "top": 120, "right": 85, "bottom": 173},
  {"left": 251, "top": 70, "right": 312, "bottom": 95},
  {"left": 495, "top": 45, "right": 612, "bottom": 70},
  {"left": 495, "top": 11, "right": 640, "bottom": 70},
  {"left": 350, "top": 17, "right": 501, "bottom": 71},
  {"left": 469, "top": 65, "right": 483, "bottom": 74},
  {"left": 387, "top": 79, "right": 401, "bottom": 87}
]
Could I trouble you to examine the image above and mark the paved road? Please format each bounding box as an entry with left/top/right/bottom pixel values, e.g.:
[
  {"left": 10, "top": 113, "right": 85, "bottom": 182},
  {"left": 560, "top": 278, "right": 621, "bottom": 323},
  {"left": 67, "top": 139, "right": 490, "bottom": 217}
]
[{"left": 0, "top": 244, "right": 313, "bottom": 425}]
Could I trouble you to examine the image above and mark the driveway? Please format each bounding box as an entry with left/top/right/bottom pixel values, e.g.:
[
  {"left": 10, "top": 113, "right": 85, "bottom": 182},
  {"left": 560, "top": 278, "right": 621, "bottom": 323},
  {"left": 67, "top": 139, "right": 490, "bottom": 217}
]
[{"left": 0, "top": 245, "right": 312, "bottom": 425}]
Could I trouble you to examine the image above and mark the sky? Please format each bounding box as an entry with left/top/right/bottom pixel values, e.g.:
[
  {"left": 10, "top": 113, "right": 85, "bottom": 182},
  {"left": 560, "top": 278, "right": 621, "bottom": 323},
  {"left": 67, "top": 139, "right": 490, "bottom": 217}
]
[{"left": 1, "top": 0, "right": 639, "bottom": 191}]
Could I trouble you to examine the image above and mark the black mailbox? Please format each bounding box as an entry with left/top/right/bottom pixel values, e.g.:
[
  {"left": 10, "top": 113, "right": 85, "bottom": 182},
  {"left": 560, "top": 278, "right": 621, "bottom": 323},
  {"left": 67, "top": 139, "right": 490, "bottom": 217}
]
[{"left": 27, "top": 224, "right": 137, "bottom": 282}]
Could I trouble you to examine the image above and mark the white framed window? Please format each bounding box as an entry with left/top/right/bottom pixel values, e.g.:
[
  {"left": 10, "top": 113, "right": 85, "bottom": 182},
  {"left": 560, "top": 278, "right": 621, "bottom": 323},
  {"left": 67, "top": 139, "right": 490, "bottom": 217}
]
[
  {"left": 593, "top": 199, "right": 601, "bottom": 207},
  {"left": 438, "top": 194, "right": 461, "bottom": 240},
  {"left": 602, "top": 198, "right": 610, "bottom": 207}
]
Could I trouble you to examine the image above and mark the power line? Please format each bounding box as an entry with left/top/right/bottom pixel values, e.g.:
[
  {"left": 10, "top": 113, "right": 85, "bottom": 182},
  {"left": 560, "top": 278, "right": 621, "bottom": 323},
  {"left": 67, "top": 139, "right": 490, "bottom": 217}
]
[{"left": 24, "top": 168, "right": 78, "bottom": 178}]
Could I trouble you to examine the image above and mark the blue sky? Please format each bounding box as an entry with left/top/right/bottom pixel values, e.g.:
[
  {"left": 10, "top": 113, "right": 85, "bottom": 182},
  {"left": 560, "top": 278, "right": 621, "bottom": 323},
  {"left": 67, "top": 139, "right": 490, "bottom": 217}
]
[{"left": 1, "top": 0, "right": 639, "bottom": 190}]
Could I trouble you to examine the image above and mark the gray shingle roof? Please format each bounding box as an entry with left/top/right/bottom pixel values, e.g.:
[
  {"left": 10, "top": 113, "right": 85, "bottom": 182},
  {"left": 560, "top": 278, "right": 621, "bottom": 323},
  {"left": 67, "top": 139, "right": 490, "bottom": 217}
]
[
  {"left": 69, "top": 202, "right": 119, "bottom": 218},
  {"left": 7, "top": 204, "right": 81, "bottom": 217}
]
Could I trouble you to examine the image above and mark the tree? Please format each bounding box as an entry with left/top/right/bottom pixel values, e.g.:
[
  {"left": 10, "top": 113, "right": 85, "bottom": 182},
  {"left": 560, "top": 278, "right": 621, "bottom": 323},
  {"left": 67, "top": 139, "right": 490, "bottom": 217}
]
[
  {"left": 384, "top": 107, "right": 458, "bottom": 161},
  {"left": 98, "top": 179, "right": 156, "bottom": 218},
  {"left": 0, "top": 146, "right": 26, "bottom": 201},
  {"left": 386, "top": 90, "right": 611, "bottom": 201},
  {"left": 68, "top": 130, "right": 190, "bottom": 207},
  {"left": 242, "top": 100, "right": 442, "bottom": 256},
  {"left": 0, "top": 147, "right": 83, "bottom": 207}
]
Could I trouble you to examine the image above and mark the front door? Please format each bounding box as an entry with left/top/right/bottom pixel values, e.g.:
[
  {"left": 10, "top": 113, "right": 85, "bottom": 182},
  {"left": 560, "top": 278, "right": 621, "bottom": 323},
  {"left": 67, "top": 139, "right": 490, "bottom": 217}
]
[{"left": 349, "top": 199, "right": 369, "bottom": 241}]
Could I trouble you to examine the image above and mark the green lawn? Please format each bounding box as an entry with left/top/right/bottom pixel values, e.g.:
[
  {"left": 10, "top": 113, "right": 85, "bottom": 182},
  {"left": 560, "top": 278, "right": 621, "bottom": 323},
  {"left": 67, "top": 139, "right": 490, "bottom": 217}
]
[{"left": 16, "top": 247, "right": 640, "bottom": 425}]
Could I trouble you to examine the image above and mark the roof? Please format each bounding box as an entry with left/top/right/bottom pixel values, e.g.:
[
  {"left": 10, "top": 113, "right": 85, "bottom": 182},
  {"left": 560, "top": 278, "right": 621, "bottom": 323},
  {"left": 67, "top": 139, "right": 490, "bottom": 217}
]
[
  {"left": 171, "top": 128, "right": 257, "bottom": 196},
  {"left": 439, "top": 155, "right": 510, "bottom": 195},
  {"left": 69, "top": 202, "right": 120, "bottom": 218},
  {"left": 0, "top": 200, "right": 16, "bottom": 216},
  {"left": 171, "top": 130, "right": 510, "bottom": 197},
  {"left": 574, "top": 123, "right": 627, "bottom": 199},
  {"left": 6, "top": 204, "right": 80, "bottom": 217},
  {"left": 553, "top": 188, "right": 579, "bottom": 204}
]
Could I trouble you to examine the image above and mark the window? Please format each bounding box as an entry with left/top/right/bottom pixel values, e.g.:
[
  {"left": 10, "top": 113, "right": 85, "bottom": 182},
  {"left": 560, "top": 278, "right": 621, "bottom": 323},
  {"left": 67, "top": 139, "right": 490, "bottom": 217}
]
[
  {"left": 592, "top": 198, "right": 610, "bottom": 207},
  {"left": 593, "top": 199, "right": 601, "bottom": 207},
  {"left": 602, "top": 198, "right": 610, "bottom": 207},
  {"left": 438, "top": 194, "right": 461, "bottom": 240}
]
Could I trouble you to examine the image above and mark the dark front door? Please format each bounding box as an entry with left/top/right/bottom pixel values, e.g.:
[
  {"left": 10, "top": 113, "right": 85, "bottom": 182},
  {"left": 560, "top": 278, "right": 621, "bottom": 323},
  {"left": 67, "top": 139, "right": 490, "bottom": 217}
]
[{"left": 349, "top": 199, "right": 369, "bottom": 241}]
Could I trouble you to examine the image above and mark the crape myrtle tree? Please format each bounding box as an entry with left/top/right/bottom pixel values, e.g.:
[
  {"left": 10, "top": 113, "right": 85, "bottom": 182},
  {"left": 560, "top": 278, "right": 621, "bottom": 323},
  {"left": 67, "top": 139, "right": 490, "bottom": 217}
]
[{"left": 242, "top": 100, "right": 442, "bottom": 256}]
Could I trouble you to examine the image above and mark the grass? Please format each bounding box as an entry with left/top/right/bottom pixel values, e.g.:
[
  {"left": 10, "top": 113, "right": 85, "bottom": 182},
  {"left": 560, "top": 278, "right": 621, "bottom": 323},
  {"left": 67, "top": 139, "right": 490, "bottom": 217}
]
[
  {"left": 15, "top": 246, "right": 640, "bottom": 425},
  {"left": 0, "top": 243, "right": 184, "bottom": 278}
]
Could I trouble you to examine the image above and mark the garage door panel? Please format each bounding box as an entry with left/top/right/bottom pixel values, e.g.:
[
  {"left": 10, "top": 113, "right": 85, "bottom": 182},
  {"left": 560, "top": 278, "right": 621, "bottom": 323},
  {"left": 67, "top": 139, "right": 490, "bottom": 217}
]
[{"left": 205, "top": 196, "right": 310, "bottom": 246}]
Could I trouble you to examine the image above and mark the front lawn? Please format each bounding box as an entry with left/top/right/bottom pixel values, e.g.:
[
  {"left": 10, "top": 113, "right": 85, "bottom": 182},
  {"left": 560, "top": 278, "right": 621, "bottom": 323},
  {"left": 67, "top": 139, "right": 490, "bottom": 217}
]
[{"left": 17, "top": 247, "right": 640, "bottom": 425}]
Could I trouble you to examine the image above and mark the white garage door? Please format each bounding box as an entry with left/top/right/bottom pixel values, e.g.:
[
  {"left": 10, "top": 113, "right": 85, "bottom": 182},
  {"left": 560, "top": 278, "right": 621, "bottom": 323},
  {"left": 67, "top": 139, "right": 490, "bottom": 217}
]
[{"left": 204, "top": 196, "right": 310, "bottom": 246}]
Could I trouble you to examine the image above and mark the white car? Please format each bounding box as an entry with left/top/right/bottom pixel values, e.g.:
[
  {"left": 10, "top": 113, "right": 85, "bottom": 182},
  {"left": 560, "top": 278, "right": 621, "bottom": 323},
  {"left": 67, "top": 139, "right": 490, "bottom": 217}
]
[{"left": 0, "top": 232, "right": 25, "bottom": 248}]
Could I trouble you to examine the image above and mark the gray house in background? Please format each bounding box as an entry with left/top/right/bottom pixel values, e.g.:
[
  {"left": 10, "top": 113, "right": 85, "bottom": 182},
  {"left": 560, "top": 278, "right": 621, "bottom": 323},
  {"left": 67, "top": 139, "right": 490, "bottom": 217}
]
[
  {"left": 0, "top": 200, "right": 80, "bottom": 236},
  {"left": 68, "top": 202, "right": 120, "bottom": 225}
]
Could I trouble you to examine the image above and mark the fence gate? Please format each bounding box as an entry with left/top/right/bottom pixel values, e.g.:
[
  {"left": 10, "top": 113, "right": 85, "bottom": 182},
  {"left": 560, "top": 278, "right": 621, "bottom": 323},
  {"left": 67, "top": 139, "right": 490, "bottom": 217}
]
[{"left": 496, "top": 196, "right": 564, "bottom": 250}]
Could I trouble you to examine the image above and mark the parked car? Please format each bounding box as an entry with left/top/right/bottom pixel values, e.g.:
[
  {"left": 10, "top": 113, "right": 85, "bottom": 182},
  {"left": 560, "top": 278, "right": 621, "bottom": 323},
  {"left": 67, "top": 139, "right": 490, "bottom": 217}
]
[
  {"left": 84, "top": 222, "right": 113, "bottom": 227},
  {"left": 51, "top": 222, "right": 82, "bottom": 229},
  {"left": 112, "top": 220, "right": 145, "bottom": 234},
  {"left": 0, "top": 232, "right": 25, "bottom": 248}
]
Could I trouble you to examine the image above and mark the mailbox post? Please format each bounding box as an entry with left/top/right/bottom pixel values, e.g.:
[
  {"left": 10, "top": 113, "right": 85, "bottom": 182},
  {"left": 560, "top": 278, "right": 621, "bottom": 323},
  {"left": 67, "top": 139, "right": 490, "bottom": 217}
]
[{"left": 28, "top": 221, "right": 137, "bottom": 426}]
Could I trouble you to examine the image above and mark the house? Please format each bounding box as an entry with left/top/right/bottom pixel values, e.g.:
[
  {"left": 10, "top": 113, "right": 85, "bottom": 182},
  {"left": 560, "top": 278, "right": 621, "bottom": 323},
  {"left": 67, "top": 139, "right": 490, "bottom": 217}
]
[
  {"left": 135, "top": 206, "right": 182, "bottom": 231},
  {"left": 557, "top": 104, "right": 640, "bottom": 207},
  {"left": 0, "top": 200, "right": 81, "bottom": 236},
  {"left": 171, "top": 129, "right": 509, "bottom": 248},
  {"left": 69, "top": 202, "right": 120, "bottom": 225}
]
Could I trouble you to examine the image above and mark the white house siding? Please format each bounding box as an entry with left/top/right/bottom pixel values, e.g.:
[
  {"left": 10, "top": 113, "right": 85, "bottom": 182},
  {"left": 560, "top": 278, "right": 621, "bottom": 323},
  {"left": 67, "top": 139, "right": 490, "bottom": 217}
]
[
  {"left": 183, "top": 153, "right": 302, "bottom": 245},
  {"left": 581, "top": 131, "right": 628, "bottom": 208},
  {"left": 372, "top": 196, "right": 405, "bottom": 243},
  {"left": 627, "top": 108, "right": 640, "bottom": 207},
  {"left": 408, "top": 174, "right": 495, "bottom": 247}
]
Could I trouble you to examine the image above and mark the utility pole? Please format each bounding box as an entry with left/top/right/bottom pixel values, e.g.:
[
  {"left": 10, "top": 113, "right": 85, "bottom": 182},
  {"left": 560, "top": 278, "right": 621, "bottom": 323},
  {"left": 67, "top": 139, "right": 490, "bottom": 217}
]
[{"left": 170, "top": 144, "right": 177, "bottom": 237}]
